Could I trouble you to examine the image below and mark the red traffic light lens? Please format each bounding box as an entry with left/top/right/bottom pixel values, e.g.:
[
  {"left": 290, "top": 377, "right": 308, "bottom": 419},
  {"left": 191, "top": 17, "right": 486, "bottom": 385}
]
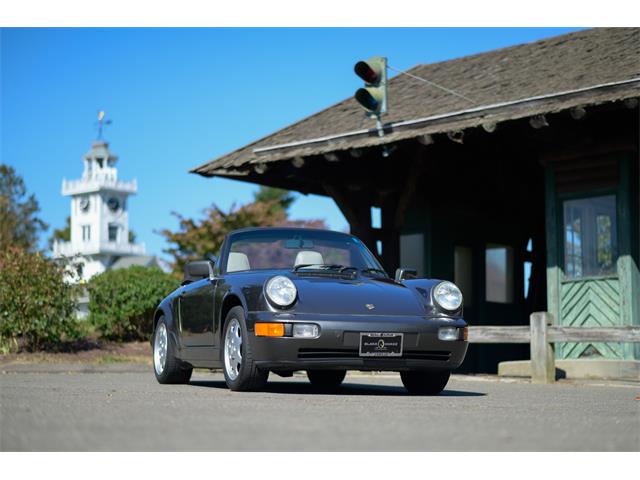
[{"left": 354, "top": 61, "right": 379, "bottom": 84}]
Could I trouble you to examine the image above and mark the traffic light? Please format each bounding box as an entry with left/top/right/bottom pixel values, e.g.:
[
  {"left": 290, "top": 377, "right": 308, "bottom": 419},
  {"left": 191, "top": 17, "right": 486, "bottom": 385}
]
[{"left": 354, "top": 56, "right": 387, "bottom": 116}]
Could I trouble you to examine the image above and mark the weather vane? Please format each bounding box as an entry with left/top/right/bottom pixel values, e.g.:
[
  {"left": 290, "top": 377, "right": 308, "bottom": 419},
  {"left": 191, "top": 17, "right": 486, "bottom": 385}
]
[{"left": 95, "top": 110, "right": 112, "bottom": 140}]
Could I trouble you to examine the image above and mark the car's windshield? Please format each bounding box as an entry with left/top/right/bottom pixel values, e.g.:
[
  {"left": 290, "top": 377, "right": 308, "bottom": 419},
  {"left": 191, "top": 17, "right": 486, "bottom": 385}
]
[{"left": 225, "top": 229, "right": 385, "bottom": 275}]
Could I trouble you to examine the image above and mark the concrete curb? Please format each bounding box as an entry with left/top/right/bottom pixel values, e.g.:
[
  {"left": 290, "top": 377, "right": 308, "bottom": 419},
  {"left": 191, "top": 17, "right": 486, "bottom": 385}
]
[{"left": 0, "top": 362, "right": 151, "bottom": 374}]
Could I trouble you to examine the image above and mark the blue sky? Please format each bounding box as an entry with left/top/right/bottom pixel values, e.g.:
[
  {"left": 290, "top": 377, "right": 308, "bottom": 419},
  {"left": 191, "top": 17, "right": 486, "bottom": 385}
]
[{"left": 1, "top": 27, "right": 581, "bottom": 259}]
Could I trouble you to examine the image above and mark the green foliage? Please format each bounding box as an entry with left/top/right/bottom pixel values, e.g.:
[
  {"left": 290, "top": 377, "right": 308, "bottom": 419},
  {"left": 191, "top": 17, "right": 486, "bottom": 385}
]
[
  {"left": 88, "top": 266, "right": 179, "bottom": 341},
  {"left": 48, "top": 216, "right": 71, "bottom": 249},
  {"left": 159, "top": 186, "right": 326, "bottom": 275},
  {"left": 253, "top": 186, "right": 295, "bottom": 215},
  {"left": 0, "top": 164, "right": 48, "bottom": 251},
  {"left": 0, "top": 247, "right": 79, "bottom": 351}
]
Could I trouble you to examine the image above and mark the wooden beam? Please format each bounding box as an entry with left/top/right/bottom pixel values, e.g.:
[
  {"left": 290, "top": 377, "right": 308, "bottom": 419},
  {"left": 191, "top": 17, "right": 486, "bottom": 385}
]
[
  {"left": 468, "top": 325, "right": 640, "bottom": 344},
  {"left": 529, "top": 114, "right": 549, "bottom": 129},
  {"left": 467, "top": 326, "right": 531, "bottom": 343},
  {"left": 547, "top": 326, "right": 640, "bottom": 343},
  {"left": 394, "top": 154, "right": 424, "bottom": 230},
  {"left": 323, "top": 183, "right": 376, "bottom": 253}
]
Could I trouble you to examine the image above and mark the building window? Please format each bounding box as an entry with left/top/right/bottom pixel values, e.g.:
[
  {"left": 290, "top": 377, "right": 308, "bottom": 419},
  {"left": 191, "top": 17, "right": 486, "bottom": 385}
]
[
  {"left": 108, "top": 224, "right": 118, "bottom": 242},
  {"left": 82, "top": 225, "right": 91, "bottom": 242},
  {"left": 486, "top": 244, "right": 514, "bottom": 303},
  {"left": 563, "top": 195, "right": 617, "bottom": 278},
  {"left": 524, "top": 238, "right": 533, "bottom": 299},
  {"left": 400, "top": 233, "right": 424, "bottom": 277},
  {"left": 454, "top": 246, "right": 473, "bottom": 306}
]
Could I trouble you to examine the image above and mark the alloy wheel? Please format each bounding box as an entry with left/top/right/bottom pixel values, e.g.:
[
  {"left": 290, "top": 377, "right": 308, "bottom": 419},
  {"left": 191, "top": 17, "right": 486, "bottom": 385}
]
[
  {"left": 224, "top": 318, "right": 243, "bottom": 380},
  {"left": 154, "top": 322, "right": 168, "bottom": 375}
]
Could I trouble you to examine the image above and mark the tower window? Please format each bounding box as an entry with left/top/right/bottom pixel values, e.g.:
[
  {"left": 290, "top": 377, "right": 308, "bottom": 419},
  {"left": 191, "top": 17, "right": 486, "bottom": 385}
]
[
  {"left": 108, "top": 224, "right": 119, "bottom": 242},
  {"left": 82, "top": 225, "right": 91, "bottom": 242}
]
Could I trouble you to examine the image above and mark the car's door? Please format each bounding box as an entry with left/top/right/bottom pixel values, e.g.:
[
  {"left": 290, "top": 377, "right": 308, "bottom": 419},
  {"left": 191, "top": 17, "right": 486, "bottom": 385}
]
[{"left": 179, "top": 278, "right": 216, "bottom": 347}]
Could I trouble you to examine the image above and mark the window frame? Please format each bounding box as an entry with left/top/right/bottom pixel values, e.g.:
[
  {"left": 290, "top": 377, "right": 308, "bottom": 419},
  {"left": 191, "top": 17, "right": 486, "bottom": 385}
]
[
  {"left": 108, "top": 223, "right": 119, "bottom": 243},
  {"left": 557, "top": 186, "right": 620, "bottom": 282},
  {"left": 484, "top": 242, "right": 515, "bottom": 304}
]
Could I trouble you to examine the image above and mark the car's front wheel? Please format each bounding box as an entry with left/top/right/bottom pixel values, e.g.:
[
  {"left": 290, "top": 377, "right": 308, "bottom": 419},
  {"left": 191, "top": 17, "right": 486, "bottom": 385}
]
[
  {"left": 307, "top": 370, "right": 346, "bottom": 391},
  {"left": 223, "top": 306, "right": 269, "bottom": 391},
  {"left": 153, "top": 317, "right": 192, "bottom": 384},
  {"left": 400, "top": 370, "right": 450, "bottom": 395}
]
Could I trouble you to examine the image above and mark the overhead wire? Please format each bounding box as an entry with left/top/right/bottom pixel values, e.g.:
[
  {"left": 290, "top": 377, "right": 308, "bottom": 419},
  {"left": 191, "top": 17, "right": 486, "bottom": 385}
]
[{"left": 387, "top": 64, "right": 476, "bottom": 104}]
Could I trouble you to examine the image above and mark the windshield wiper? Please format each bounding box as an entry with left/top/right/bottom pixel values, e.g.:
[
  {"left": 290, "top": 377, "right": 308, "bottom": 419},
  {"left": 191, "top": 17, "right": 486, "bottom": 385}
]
[
  {"left": 361, "top": 267, "right": 388, "bottom": 277},
  {"left": 293, "top": 264, "right": 358, "bottom": 273}
]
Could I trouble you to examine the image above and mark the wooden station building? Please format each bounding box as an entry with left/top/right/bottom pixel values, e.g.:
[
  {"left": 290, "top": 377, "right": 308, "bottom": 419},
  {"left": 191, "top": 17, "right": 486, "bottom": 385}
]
[{"left": 193, "top": 28, "right": 639, "bottom": 372}]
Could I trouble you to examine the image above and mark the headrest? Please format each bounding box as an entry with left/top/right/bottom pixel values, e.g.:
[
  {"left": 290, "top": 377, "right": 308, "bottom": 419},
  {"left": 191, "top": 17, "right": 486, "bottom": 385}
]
[
  {"left": 294, "top": 250, "right": 324, "bottom": 267},
  {"left": 227, "top": 252, "right": 250, "bottom": 272}
]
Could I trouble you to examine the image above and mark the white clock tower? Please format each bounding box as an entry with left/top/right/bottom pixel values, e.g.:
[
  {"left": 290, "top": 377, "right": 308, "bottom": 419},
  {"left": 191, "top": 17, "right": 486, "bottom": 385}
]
[{"left": 53, "top": 139, "right": 145, "bottom": 281}]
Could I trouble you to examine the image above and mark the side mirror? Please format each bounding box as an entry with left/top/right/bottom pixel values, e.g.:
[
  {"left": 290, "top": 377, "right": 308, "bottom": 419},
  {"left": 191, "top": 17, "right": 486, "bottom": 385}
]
[
  {"left": 395, "top": 268, "right": 417, "bottom": 282},
  {"left": 183, "top": 260, "right": 215, "bottom": 284}
]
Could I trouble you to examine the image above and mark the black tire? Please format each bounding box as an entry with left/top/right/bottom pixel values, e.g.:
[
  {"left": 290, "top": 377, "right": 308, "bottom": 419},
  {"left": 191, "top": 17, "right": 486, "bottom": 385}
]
[
  {"left": 400, "top": 370, "right": 450, "bottom": 395},
  {"left": 153, "top": 317, "right": 192, "bottom": 385},
  {"left": 222, "top": 306, "right": 269, "bottom": 391},
  {"left": 307, "top": 370, "right": 346, "bottom": 391}
]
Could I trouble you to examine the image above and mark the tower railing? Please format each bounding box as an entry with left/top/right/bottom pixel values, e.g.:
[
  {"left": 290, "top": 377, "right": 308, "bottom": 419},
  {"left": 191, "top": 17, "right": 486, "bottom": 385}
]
[
  {"left": 62, "top": 177, "right": 137, "bottom": 195},
  {"left": 52, "top": 240, "right": 145, "bottom": 257}
]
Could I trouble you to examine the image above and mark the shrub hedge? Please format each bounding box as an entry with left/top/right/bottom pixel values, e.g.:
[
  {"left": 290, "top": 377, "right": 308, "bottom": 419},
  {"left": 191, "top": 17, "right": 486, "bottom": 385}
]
[
  {"left": 0, "top": 247, "right": 79, "bottom": 351},
  {"left": 88, "top": 266, "right": 179, "bottom": 341}
]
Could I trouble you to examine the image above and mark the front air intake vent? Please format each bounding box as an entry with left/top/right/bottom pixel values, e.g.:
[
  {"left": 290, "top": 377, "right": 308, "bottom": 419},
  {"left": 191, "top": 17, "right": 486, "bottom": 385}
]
[
  {"left": 298, "top": 348, "right": 359, "bottom": 359},
  {"left": 297, "top": 348, "right": 451, "bottom": 361}
]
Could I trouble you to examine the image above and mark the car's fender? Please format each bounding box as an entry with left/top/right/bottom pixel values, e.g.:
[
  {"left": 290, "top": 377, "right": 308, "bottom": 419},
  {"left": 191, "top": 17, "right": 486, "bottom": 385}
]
[
  {"left": 151, "top": 290, "right": 182, "bottom": 352},
  {"left": 402, "top": 278, "right": 464, "bottom": 318}
]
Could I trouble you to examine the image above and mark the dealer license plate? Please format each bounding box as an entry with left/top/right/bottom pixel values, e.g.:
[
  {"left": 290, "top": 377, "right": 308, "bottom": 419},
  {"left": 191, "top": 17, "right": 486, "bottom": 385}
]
[{"left": 359, "top": 332, "right": 403, "bottom": 357}]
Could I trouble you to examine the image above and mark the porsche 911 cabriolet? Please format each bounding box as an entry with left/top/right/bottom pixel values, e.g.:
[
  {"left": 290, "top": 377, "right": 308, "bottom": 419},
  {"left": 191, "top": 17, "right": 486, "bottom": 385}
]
[{"left": 151, "top": 227, "right": 468, "bottom": 394}]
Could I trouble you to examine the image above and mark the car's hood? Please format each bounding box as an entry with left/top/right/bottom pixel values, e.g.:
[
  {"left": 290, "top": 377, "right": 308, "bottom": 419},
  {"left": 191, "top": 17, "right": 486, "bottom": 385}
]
[{"left": 291, "top": 275, "right": 425, "bottom": 316}]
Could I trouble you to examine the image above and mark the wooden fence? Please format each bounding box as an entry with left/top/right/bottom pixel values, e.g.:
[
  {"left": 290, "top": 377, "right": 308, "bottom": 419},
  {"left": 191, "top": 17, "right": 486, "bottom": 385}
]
[{"left": 467, "top": 312, "right": 640, "bottom": 383}]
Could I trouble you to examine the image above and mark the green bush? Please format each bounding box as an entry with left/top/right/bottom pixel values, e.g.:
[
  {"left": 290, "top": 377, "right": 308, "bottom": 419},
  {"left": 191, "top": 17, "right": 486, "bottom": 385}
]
[
  {"left": 0, "top": 247, "right": 79, "bottom": 351},
  {"left": 88, "top": 266, "right": 179, "bottom": 341}
]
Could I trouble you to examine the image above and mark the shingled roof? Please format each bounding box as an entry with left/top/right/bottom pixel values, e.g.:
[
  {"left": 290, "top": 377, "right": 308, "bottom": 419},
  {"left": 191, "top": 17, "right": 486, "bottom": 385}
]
[{"left": 193, "top": 28, "right": 640, "bottom": 177}]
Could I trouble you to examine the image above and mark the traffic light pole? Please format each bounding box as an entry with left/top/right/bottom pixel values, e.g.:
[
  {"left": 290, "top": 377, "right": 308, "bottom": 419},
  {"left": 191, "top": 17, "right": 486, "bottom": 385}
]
[{"left": 375, "top": 115, "right": 384, "bottom": 138}]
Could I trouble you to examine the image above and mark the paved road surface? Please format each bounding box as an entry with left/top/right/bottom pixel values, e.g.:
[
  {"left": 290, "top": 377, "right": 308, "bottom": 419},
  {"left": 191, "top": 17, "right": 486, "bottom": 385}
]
[{"left": 1, "top": 366, "right": 638, "bottom": 451}]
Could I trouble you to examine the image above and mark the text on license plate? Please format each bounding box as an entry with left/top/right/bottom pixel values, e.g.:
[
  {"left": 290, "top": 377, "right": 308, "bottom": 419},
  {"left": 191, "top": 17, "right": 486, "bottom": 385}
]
[{"left": 359, "top": 332, "right": 403, "bottom": 357}]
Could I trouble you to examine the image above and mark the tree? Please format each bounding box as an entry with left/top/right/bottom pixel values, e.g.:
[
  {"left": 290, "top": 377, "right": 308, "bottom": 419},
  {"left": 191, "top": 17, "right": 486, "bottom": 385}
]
[
  {"left": 0, "top": 164, "right": 48, "bottom": 251},
  {"left": 253, "top": 186, "right": 294, "bottom": 215},
  {"left": 159, "top": 186, "right": 326, "bottom": 275},
  {"left": 48, "top": 216, "right": 71, "bottom": 249}
]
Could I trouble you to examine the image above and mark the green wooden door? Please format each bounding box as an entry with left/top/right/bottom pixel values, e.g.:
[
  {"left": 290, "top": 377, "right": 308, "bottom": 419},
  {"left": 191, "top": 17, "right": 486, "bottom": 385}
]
[{"left": 546, "top": 154, "right": 639, "bottom": 360}]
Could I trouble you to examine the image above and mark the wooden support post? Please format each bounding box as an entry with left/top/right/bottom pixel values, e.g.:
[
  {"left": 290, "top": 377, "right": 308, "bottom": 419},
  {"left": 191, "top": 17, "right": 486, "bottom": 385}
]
[
  {"left": 323, "top": 183, "right": 376, "bottom": 254},
  {"left": 530, "top": 312, "right": 555, "bottom": 384}
]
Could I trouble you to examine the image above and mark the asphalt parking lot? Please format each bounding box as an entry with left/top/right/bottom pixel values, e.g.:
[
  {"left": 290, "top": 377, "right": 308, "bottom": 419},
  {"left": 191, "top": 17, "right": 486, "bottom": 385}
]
[{"left": 1, "top": 364, "right": 638, "bottom": 451}]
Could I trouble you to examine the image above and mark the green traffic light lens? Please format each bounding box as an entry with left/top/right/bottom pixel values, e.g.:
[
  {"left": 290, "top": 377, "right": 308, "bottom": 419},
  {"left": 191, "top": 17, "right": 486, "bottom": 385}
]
[{"left": 355, "top": 88, "right": 380, "bottom": 112}]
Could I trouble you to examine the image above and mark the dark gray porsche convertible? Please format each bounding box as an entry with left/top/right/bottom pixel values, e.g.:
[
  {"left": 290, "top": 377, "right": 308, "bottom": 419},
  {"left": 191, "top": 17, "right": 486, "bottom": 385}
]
[{"left": 151, "top": 227, "right": 468, "bottom": 394}]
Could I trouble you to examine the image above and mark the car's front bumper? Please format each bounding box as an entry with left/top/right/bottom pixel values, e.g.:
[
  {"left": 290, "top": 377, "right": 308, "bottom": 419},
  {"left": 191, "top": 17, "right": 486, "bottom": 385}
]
[{"left": 246, "top": 311, "right": 468, "bottom": 372}]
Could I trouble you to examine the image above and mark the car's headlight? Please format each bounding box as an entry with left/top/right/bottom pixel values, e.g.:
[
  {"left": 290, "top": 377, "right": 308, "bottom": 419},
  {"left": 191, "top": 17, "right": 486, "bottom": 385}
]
[
  {"left": 265, "top": 275, "right": 297, "bottom": 307},
  {"left": 433, "top": 281, "right": 463, "bottom": 311}
]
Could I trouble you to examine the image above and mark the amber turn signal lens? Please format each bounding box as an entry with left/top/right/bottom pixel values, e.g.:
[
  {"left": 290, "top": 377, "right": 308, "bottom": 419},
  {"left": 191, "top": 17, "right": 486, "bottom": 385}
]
[
  {"left": 463, "top": 326, "right": 468, "bottom": 341},
  {"left": 255, "top": 323, "right": 285, "bottom": 337}
]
